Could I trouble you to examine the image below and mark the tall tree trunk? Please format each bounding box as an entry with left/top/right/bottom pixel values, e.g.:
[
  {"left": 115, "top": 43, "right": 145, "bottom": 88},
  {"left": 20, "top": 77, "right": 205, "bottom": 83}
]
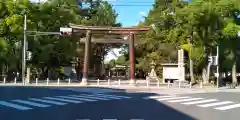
[
  {"left": 202, "top": 46, "right": 210, "bottom": 84},
  {"left": 189, "top": 51, "right": 194, "bottom": 82},
  {"left": 232, "top": 58, "right": 237, "bottom": 86}
]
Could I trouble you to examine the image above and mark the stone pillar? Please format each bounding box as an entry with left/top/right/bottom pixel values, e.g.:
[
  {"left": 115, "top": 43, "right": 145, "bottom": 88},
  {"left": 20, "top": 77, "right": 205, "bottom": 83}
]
[
  {"left": 129, "top": 32, "right": 135, "bottom": 85},
  {"left": 81, "top": 30, "right": 91, "bottom": 85},
  {"left": 178, "top": 49, "right": 185, "bottom": 81},
  {"left": 26, "top": 68, "right": 30, "bottom": 84}
]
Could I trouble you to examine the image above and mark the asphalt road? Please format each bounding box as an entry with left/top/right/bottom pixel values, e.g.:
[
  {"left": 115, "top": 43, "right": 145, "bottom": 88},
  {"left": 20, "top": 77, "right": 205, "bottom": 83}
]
[{"left": 0, "top": 86, "right": 240, "bottom": 120}]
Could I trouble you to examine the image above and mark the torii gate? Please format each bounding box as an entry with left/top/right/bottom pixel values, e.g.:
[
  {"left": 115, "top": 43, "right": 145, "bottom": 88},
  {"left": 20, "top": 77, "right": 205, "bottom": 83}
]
[{"left": 69, "top": 23, "right": 150, "bottom": 85}]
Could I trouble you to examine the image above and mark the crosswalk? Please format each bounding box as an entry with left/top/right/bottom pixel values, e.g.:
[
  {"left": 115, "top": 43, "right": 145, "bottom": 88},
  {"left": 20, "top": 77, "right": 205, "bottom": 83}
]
[
  {"left": 144, "top": 95, "right": 240, "bottom": 111},
  {"left": 0, "top": 94, "right": 131, "bottom": 111}
]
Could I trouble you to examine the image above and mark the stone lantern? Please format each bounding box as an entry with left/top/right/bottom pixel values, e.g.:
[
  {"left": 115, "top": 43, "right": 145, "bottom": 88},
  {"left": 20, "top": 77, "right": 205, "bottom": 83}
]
[{"left": 146, "top": 60, "right": 159, "bottom": 81}]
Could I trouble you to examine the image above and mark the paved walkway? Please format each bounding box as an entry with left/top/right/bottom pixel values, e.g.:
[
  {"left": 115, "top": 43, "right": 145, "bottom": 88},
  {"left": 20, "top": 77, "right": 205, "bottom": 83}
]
[
  {"left": 0, "top": 81, "right": 239, "bottom": 95},
  {"left": 0, "top": 82, "right": 219, "bottom": 95}
]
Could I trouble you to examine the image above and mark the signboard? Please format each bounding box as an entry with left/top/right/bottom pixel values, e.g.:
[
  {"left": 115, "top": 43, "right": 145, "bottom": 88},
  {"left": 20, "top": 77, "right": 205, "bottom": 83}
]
[{"left": 163, "top": 66, "right": 179, "bottom": 79}]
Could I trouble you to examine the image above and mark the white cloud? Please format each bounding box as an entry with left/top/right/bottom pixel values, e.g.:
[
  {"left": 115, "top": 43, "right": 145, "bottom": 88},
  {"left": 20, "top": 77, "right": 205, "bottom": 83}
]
[
  {"left": 139, "top": 12, "right": 147, "bottom": 17},
  {"left": 104, "top": 48, "right": 122, "bottom": 62}
]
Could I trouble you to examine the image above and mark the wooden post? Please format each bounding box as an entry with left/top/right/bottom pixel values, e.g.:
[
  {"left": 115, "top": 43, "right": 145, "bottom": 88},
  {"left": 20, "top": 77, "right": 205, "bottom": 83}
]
[
  {"left": 81, "top": 30, "right": 91, "bottom": 85},
  {"left": 129, "top": 32, "right": 135, "bottom": 85}
]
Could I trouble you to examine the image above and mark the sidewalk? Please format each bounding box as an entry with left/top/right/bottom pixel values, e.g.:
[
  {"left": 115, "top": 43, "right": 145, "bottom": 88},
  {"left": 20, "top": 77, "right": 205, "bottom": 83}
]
[{"left": 0, "top": 82, "right": 221, "bottom": 95}]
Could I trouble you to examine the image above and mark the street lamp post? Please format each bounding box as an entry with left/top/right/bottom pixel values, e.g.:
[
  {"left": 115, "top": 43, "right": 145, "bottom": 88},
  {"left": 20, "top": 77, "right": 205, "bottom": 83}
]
[
  {"left": 216, "top": 45, "right": 219, "bottom": 89},
  {"left": 22, "top": 14, "right": 27, "bottom": 85}
]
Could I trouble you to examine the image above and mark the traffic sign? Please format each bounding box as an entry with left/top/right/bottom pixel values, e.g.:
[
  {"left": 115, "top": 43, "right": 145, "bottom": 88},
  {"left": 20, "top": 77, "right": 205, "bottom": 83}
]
[
  {"left": 26, "top": 51, "right": 32, "bottom": 61},
  {"left": 208, "top": 56, "right": 213, "bottom": 63},
  {"left": 60, "top": 27, "right": 72, "bottom": 36}
]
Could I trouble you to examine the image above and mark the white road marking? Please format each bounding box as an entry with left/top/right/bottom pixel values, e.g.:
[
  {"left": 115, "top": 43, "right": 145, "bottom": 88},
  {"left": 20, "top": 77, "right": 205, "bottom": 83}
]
[
  {"left": 0, "top": 101, "right": 32, "bottom": 110},
  {"left": 99, "top": 95, "right": 122, "bottom": 99},
  {"left": 157, "top": 96, "right": 190, "bottom": 101},
  {"left": 72, "top": 95, "right": 110, "bottom": 100},
  {"left": 214, "top": 103, "right": 240, "bottom": 110},
  {"left": 43, "top": 97, "right": 82, "bottom": 103},
  {"left": 94, "top": 94, "right": 131, "bottom": 99},
  {"left": 182, "top": 99, "right": 218, "bottom": 105},
  {"left": 12, "top": 100, "right": 51, "bottom": 107},
  {"left": 29, "top": 98, "right": 67, "bottom": 105},
  {"left": 81, "top": 94, "right": 122, "bottom": 100},
  {"left": 168, "top": 98, "right": 204, "bottom": 103},
  {"left": 147, "top": 96, "right": 173, "bottom": 99},
  {"left": 198, "top": 101, "right": 233, "bottom": 107},
  {"left": 61, "top": 96, "right": 97, "bottom": 102},
  {"left": 80, "top": 96, "right": 111, "bottom": 100}
]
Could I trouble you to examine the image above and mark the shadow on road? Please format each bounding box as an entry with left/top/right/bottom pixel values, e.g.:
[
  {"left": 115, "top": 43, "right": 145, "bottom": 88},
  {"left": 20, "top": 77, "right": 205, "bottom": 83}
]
[{"left": 0, "top": 86, "right": 197, "bottom": 120}]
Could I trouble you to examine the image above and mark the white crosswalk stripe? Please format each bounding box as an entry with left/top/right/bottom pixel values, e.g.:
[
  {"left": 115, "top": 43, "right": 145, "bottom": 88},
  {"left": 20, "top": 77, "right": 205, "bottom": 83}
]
[
  {"left": 75, "top": 95, "right": 111, "bottom": 100},
  {"left": 157, "top": 96, "right": 190, "bottom": 101},
  {"left": 168, "top": 98, "right": 204, "bottom": 103},
  {"left": 81, "top": 94, "right": 122, "bottom": 100},
  {"left": 61, "top": 96, "right": 98, "bottom": 102},
  {"left": 94, "top": 94, "right": 131, "bottom": 99},
  {"left": 68, "top": 95, "right": 107, "bottom": 101},
  {"left": 29, "top": 98, "right": 67, "bottom": 105},
  {"left": 0, "top": 94, "right": 131, "bottom": 111},
  {"left": 12, "top": 100, "right": 51, "bottom": 107},
  {"left": 182, "top": 99, "right": 218, "bottom": 105},
  {"left": 146, "top": 95, "right": 240, "bottom": 111},
  {"left": 214, "top": 104, "right": 240, "bottom": 110},
  {"left": 147, "top": 96, "right": 173, "bottom": 99},
  {"left": 94, "top": 95, "right": 122, "bottom": 100},
  {"left": 43, "top": 97, "right": 82, "bottom": 103},
  {"left": 198, "top": 101, "right": 234, "bottom": 107},
  {"left": 0, "top": 101, "right": 32, "bottom": 110}
]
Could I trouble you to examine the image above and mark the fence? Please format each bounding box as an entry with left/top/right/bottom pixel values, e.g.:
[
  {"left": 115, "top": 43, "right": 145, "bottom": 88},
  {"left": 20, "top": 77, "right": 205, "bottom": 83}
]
[{"left": 0, "top": 77, "right": 209, "bottom": 88}]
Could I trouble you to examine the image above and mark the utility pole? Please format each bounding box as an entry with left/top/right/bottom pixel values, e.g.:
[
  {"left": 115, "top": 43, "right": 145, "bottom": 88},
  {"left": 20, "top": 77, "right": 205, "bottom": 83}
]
[
  {"left": 22, "top": 14, "right": 27, "bottom": 85},
  {"left": 216, "top": 45, "right": 219, "bottom": 89}
]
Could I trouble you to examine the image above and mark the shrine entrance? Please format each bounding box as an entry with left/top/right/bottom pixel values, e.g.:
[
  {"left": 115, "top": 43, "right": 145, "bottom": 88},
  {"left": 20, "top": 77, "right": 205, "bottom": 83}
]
[
  {"left": 69, "top": 23, "right": 150, "bottom": 85},
  {"left": 107, "top": 65, "right": 129, "bottom": 80}
]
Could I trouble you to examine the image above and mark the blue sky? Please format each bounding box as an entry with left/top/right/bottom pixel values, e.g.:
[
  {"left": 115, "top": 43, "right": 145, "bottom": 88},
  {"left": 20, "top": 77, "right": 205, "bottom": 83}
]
[
  {"left": 31, "top": 0, "right": 154, "bottom": 27},
  {"left": 108, "top": 0, "right": 154, "bottom": 27},
  {"left": 104, "top": 0, "right": 154, "bottom": 61}
]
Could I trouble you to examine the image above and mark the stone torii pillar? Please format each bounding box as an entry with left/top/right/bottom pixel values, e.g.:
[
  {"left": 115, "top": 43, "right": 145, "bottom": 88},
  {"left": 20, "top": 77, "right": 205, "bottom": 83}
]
[
  {"left": 129, "top": 32, "right": 136, "bottom": 85},
  {"left": 81, "top": 30, "right": 91, "bottom": 85}
]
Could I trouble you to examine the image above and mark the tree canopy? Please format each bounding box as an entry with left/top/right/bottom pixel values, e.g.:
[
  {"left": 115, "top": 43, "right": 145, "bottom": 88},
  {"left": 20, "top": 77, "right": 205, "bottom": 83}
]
[
  {"left": 115, "top": 0, "right": 240, "bottom": 84},
  {"left": 0, "top": 0, "right": 120, "bottom": 80}
]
